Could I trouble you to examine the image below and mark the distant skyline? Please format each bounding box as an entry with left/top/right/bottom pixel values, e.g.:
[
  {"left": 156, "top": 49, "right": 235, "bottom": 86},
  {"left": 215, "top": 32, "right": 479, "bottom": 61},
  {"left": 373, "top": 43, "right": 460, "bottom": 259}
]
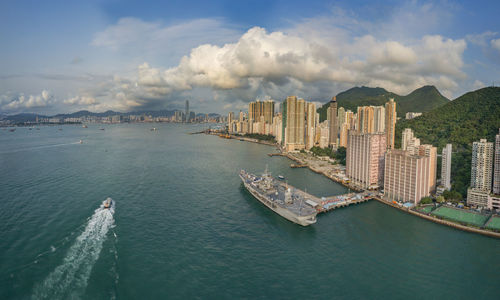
[{"left": 1, "top": 0, "right": 500, "bottom": 115}]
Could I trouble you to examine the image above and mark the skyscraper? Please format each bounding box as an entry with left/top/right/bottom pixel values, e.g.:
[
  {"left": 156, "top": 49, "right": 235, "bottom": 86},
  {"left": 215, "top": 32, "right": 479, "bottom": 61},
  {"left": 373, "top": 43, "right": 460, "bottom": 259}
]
[
  {"left": 285, "top": 96, "right": 305, "bottom": 152},
  {"left": 441, "top": 144, "right": 452, "bottom": 190},
  {"left": 493, "top": 129, "right": 500, "bottom": 195},
  {"left": 249, "top": 100, "right": 274, "bottom": 124},
  {"left": 356, "top": 106, "right": 385, "bottom": 133},
  {"left": 329, "top": 96, "right": 338, "bottom": 148},
  {"left": 467, "top": 139, "right": 494, "bottom": 207},
  {"left": 346, "top": 132, "right": 386, "bottom": 189},
  {"left": 385, "top": 98, "right": 396, "bottom": 149},
  {"left": 306, "top": 102, "right": 316, "bottom": 150},
  {"left": 185, "top": 100, "right": 190, "bottom": 123}
]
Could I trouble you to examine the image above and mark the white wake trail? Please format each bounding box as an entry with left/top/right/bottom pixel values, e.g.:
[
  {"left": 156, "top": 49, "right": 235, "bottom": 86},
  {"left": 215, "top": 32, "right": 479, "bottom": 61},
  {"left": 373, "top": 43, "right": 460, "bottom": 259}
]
[{"left": 32, "top": 200, "right": 115, "bottom": 300}]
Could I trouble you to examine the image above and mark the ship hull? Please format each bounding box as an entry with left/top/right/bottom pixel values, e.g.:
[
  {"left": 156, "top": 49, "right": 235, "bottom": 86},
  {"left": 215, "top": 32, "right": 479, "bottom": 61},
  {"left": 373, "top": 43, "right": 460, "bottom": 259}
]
[{"left": 241, "top": 176, "right": 316, "bottom": 226}]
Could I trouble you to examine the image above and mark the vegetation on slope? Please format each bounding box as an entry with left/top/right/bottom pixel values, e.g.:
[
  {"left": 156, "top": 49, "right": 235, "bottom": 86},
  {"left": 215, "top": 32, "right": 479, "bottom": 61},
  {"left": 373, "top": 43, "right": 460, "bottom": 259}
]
[
  {"left": 317, "top": 85, "right": 449, "bottom": 122},
  {"left": 395, "top": 87, "right": 500, "bottom": 197}
]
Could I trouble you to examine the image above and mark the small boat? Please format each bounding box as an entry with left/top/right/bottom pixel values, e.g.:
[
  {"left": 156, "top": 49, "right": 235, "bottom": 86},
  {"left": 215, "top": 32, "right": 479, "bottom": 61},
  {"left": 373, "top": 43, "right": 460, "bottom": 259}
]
[
  {"left": 150, "top": 128, "right": 157, "bottom": 131},
  {"left": 104, "top": 197, "right": 113, "bottom": 209},
  {"left": 82, "top": 125, "right": 88, "bottom": 128},
  {"left": 79, "top": 140, "right": 83, "bottom": 144},
  {"left": 99, "top": 128, "right": 105, "bottom": 131},
  {"left": 9, "top": 129, "right": 16, "bottom": 132},
  {"left": 278, "top": 175, "right": 285, "bottom": 180}
]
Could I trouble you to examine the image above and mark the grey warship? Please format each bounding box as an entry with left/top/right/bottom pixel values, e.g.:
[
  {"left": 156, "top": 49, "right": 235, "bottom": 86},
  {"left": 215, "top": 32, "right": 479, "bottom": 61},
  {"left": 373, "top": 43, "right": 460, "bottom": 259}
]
[{"left": 240, "top": 168, "right": 317, "bottom": 226}]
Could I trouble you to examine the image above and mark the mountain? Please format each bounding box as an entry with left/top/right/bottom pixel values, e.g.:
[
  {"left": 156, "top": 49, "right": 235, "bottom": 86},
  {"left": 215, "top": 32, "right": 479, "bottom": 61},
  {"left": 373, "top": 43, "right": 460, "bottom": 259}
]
[
  {"left": 395, "top": 87, "right": 500, "bottom": 197},
  {"left": 317, "top": 85, "right": 449, "bottom": 121}
]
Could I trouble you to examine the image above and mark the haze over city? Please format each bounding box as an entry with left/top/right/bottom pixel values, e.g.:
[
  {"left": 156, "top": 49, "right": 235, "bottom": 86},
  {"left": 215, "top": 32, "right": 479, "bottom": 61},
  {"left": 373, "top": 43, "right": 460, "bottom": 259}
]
[{"left": 2, "top": 0, "right": 500, "bottom": 115}]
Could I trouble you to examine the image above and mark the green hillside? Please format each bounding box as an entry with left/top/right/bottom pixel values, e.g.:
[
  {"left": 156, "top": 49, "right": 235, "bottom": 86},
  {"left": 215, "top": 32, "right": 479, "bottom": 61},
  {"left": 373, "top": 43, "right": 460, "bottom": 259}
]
[
  {"left": 395, "top": 87, "right": 500, "bottom": 197},
  {"left": 317, "top": 85, "right": 449, "bottom": 122}
]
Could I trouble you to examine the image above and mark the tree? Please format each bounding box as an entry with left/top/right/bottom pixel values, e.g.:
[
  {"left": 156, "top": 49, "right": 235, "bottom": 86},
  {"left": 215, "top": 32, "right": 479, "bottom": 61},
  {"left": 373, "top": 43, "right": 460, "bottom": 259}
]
[
  {"left": 420, "top": 197, "right": 433, "bottom": 205},
  {"left": 436, "top": 196, "right": 445, "bottom": 203}
]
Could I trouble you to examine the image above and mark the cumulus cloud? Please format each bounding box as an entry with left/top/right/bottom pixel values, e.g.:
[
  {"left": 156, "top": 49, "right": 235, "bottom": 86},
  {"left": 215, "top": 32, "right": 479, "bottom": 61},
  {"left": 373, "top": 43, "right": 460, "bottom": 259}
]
[
  {"left": 5, "top": 3, "right": 475, "bottom": 114},
  {"left": 1, "top": 90, "right": 54, "bottom": 112},
  {"left": 63, "top": 95, "right": 98, "bottom": 106},
  {"left": 119, "top": 26, "right": 466, "bottom": 106}
]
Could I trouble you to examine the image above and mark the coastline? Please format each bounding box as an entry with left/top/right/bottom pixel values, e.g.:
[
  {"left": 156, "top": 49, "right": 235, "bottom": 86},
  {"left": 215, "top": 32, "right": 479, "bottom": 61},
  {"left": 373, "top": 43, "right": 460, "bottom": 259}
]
[{"left": 206, "top": 131, "right": 500, "bottom": 239}]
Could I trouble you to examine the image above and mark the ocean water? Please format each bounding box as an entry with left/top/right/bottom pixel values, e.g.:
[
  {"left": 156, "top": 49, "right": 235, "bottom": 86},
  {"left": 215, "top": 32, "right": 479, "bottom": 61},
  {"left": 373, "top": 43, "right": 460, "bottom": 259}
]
[{"left": 0, "top": 124, "right": 499, "bottom": 299}]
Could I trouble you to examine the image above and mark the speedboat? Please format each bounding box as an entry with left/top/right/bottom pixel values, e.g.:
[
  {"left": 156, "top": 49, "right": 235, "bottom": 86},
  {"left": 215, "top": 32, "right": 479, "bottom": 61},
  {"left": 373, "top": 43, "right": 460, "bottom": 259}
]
[
  {"left": 278, "top": 175, "right": 285, "bottom": 180},
  {"left": 104, "top": 197, "right": 113, "bottom": 209}
]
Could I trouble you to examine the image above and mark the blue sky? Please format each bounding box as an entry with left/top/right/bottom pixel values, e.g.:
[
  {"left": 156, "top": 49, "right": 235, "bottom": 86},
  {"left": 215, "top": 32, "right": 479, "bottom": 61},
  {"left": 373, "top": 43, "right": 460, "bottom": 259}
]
[{"left": 1, "top": 0, "right": 500, "bottom": 115}]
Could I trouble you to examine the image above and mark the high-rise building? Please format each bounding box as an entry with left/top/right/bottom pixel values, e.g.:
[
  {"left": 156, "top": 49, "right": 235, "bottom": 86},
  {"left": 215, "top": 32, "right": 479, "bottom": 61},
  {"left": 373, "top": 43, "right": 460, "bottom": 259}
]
[
  {"left": 467, "top": 139, "right": 494, "bottom": 207},
  {"left": 339, "top": 123, "right": 349, "bottom": 148},
  {"left": 249, "top": 100, "right": 274, "bottom": 124},
  {"left": 318, "top": 121, "right": 330, "bottom": 148},
  {"left": 346, "top": 132, "right": 386, "bottom": 189},
  {"left": 356, "top": 106, "right": 385, "bottom": 133},
  {"left": 402, "top": 128, "right": 420, "bottom": 152},
  {"left": 337, "top": 107, "right": 345, "bottom": 132},
  {"left": 441, "top": 144, "right": 452, "bottom": 190},
  {"left": 418, "top": 144, "right": 437, "bottom": 193},
  {"left": 385, "top": 98, "right": 397, "bottom": 149},
  {"left": 384, "top": 149, "right": 431, "bottom": 205},
  {"left": 306, "top": 102, "right": 316, "bottom": 150},
  {"left": 185, "top": 100, "right": 190, "bottom": 123},
  {"left": 493, "top": 129, "right": 500, "bottom": 195},
  {"left": 329, "top": 96, "right": 338, "bottom": 148},
  {"left": 285, "top": 96, "right": 305, "bottom": 151}
]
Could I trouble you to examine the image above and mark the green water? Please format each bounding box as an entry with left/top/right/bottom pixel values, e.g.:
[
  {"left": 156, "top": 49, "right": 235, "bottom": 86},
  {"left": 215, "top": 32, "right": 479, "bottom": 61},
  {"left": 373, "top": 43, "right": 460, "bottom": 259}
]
[{"left": 0, "top": 124, "right": 499, "bottom": 299}]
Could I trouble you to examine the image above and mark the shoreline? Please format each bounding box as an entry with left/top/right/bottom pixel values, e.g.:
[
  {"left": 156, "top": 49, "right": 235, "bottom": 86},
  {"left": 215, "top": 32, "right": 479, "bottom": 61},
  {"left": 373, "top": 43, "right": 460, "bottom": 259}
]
[
  {"left": 206, "top": 132, "right": 500, "bottom": 238},
  {"left": 371, "top": 197, "right": 500, "bottom": 239}
]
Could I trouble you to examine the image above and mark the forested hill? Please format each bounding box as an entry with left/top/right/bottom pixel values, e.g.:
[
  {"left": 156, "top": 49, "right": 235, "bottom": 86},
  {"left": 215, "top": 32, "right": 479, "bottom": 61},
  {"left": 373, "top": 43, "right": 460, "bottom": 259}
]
[
  {"left": 395, "top": 87, "right": 500, "bottom": 197},
  {"left": 317, "top": 85, "right": 449, "bottom": 121}
]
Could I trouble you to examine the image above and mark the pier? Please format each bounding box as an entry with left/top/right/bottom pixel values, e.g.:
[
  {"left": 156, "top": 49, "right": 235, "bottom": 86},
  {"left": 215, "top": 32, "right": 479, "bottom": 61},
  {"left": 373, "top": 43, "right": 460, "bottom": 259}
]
[{"left": 286, "top": 184, "right": 371, "bottom": 214}]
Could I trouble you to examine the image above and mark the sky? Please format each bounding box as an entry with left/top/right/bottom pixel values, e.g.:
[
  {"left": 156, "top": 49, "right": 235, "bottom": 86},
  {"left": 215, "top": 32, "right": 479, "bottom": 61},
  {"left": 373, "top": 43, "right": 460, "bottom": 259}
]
[{"left": 1, "top": 0, "right": 500, "bottom": 115}]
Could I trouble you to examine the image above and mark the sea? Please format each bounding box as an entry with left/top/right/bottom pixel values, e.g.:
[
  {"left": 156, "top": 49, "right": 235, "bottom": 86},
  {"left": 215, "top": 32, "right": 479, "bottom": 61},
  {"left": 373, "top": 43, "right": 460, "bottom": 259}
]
[{"left": 0, "top": 123, "right": 499, "bottom": 299}]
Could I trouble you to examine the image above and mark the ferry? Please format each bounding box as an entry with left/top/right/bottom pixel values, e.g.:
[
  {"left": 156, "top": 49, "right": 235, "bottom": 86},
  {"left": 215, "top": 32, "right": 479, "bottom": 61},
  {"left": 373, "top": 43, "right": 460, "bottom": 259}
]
[{"left": 103, "top": 197, "right": 113, "bottom": 209}]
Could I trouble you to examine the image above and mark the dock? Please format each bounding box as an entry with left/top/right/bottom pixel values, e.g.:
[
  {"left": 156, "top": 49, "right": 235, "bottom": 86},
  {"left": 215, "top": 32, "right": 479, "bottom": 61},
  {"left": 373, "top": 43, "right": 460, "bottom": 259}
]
[
  {"left": 284, "top": 184, "right": 371, "bottom": 214},
  {"left": 268, "top": 153, "right": 284, "bottom": 157}
]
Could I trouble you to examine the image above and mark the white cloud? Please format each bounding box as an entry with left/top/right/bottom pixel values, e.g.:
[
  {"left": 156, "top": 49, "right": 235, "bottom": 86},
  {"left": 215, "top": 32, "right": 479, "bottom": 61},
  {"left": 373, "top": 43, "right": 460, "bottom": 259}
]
[
  {"left": 118, "top": 27, "right": 467, "bottom": 105},
  {"left": 466, "top": 31, "right": 498, "bottom": 46},
  {"left": 63, "top": 95, "right": 98, "bottom": 106},
  {"left": 1, "top": 90, "right": 54, "bottom": 112},
  {"left": 492, "top": 39, "right": 500, "bottom": 52}
]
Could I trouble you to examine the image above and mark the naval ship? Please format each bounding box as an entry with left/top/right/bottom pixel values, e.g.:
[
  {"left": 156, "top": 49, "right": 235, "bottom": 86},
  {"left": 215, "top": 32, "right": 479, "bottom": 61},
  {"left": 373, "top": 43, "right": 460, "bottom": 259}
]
[{"left": 240, "top": 169, "right": 317, "bottom": 226}]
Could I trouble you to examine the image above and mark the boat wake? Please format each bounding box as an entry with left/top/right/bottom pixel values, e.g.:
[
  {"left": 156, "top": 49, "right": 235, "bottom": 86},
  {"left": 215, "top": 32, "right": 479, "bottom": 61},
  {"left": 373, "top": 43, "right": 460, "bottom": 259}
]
[
  {"left": 32, "top": 199, "right": 115, "bottom": 300},
  {"left": 0, "top": 142, "right": 81, "bottom": 155}
]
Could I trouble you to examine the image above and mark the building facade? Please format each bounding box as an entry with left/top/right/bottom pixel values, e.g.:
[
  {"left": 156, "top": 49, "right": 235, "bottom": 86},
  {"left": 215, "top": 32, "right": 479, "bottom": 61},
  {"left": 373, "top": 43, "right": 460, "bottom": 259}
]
[
  {"left": 467, "top": 139, "right": 494, "bottom": 207},
  {"left": 385, "top": 98, "right": 397, "bottom": 149},
  {"left": 384, "top": 149, "right": 431, "bottom": 205},
  {"left": 329, "top": 96, "right": 338, "bottom": 148},
  {"left": 346, "top": 132, "right": 386, "bottom": 189},
  {"left": 441, "top": 144, "right": 452, "bottom": 190}
]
